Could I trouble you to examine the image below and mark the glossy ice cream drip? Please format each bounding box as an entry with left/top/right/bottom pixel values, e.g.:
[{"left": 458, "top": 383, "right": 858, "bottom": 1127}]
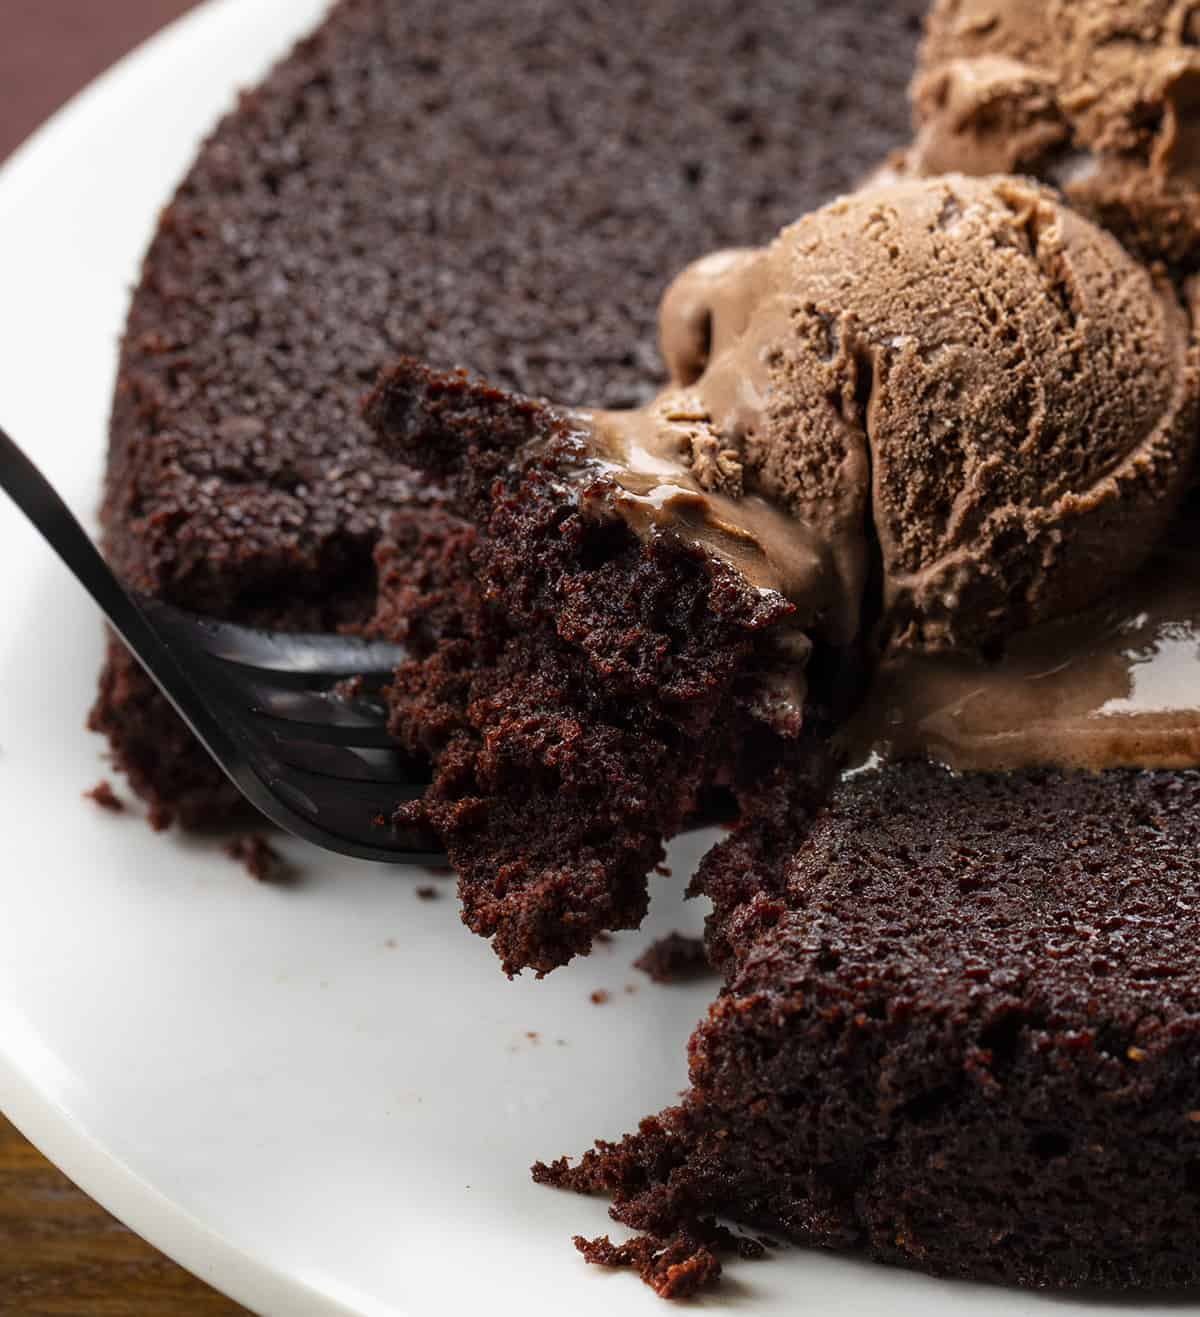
[
  {"left": 572, "top": 399, "right": 864, "bottom": 644},
  {"left": 842, "top": 515, "right": 1200, "bottom": 773}
]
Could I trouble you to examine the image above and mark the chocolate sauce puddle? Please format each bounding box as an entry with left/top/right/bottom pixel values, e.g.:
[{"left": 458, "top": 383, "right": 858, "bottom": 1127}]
[{"left": 841, "top": 530, "right": 1200, "bottom": 774}]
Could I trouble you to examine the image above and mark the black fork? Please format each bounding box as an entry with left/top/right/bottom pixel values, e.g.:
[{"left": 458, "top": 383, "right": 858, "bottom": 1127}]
[{"left": 0, "top": 422, "right": 441, "bottom": 864}]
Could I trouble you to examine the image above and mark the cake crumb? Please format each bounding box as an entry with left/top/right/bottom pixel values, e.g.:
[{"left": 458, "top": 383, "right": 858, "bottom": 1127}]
[
  {"left": 526, "top": 1031, "right": 540, "bottom": 1043},
  {"left": 84, "top": 780, "right": 125, "bottom": 813},
  {"left": 654, "top": 864, "right": 672, "bottom": 878},
  {"left": 416, "top": 885, "right": 439, "bottom": 900},
  {"left": 590, "top": 989, "right": 610, "bottom": 1005},
  {"left": 634, "top": 933, "right": 711, "bottom": 984},
  {"left": 334, "top": 674, "right": 365, "bottom": 700},
  {"left": 572, "top": 1231, "right": 722, "bottom": 1299},
  {"left": 595, "top": 932, "right": 614, "bottom": 946},
  {"left": 536, "top": 1155, "right": 753, "bottom": 1298},
  {"left": 225, "top": 835, "right": 292, "bottom": 884},
  {"left": 148, "top": 803, "right": 173, "bottom": 832}
]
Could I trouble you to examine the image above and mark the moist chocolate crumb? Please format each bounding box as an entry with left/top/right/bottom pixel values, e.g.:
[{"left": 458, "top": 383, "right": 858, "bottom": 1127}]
[
  {"left": 365, "top": 360, "right": 809, "bottom": 977},
  {"left": 590, "top": 990, "right": 610, "bottom": 1006},
  {"left": 594, "top": 932, "right": 614, "bottom": 946},
  {"left": 225, "top": 835, "right": 292, "bottom": 884},
  {"left": 147, "top": 803, "right": 172, "bottom": 833},
  {"left": 415, "top": 885, "right": 439, "bottom": 901},
  {"left": 572, "top": 1232, "right": 721, "bottom": 1300},
  {"left": 634, "top": 933, "right": 711, "bottom": 984},
  {"left": 84, "top": 780, "right": 125, "bottom": 813},
  {"left": 538, "top": 1158, "right": 764, "bottom": 1302}
]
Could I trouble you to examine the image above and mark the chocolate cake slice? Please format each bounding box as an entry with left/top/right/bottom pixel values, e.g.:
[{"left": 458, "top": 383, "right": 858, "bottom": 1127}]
[
  {"left": 540, "top": 762, "right": 1200, "bottom": 1292},
  {"left": 365, "top": 360, "right": 840, "bottom": 974},
  {"left": 92, "top": 0, "right": 926, "bottom": 828}
]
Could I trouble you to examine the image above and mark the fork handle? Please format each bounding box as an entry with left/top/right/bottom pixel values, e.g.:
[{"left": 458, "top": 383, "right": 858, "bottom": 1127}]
[
  {"left": 0, "top": 422, "right": 174, "bottom": 665},
  {"left": 0, "top": 421, "right": 245, "bottom": 771},
  {"left": 0, "top": 421, "right": 154, "bottom": 632}
]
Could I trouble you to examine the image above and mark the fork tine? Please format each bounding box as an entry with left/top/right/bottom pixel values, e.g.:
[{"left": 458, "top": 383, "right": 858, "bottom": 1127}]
[
  {"left": 267, "top": 765, "right": 426, "bottom": 812},
  {"left": 211, "top": 676, "right": 402, "bottom": 749},
  {"left": 261, "top": 772, "right": 441, "bottom": 863},
  {"left": 257, "top": 734, "right": 427, "bottom": 785},
  {"left": 251, "top": 712, "right": 402, "bottom": 749},
  {"left": 137, "top": 595, "right": 410, "bottom": 677}
]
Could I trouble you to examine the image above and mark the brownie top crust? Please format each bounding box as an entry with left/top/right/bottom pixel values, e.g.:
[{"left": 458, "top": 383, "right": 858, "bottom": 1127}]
[{"left": 734, "top": 763, "right": 1200, "bottom": 1033}]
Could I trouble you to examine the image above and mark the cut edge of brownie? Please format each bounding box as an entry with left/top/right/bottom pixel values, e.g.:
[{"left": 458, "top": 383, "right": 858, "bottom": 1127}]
[
  {"left": 538, "top": 762, "right": 1200, "bottom": 1294},
  {"left": 363, "top": 359, "right": 844, "bottom": 975}
]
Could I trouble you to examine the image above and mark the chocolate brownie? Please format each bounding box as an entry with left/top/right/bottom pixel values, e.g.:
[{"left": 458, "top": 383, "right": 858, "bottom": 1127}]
[
  {"left": 92, "top": 0, "right": 926, "bottom": 826},
  {"left": 365, "top": 361, "right": 841, "bottom": 974},
  {"left": 539, "top": 762, "right": 1200, "bottom": 1292}
]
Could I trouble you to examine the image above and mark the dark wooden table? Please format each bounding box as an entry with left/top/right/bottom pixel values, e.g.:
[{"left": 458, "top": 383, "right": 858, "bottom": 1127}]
[{"left": 3, "top": 5, "right": 250, "bottom": 1311}]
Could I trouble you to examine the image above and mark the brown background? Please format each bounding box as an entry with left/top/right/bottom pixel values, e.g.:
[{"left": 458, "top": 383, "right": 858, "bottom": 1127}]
[{"left": 3, "top": 4, "right": 252, "bottom": 1311}]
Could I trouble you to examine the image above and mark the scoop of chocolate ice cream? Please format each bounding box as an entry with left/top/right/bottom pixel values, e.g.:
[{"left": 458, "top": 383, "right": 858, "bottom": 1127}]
[
  {"left": 646, "top": 174, "right": 1198, "bottom": 652},
  {"left": 902, "top": 0, "right": 1200, "bottom": 271}
]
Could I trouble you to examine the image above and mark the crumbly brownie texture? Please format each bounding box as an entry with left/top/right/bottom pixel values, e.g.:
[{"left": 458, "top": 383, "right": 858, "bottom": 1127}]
[
  {"left": 83, "top": 781, "right": 125, "bottom": 813},
  {"left": 93, "top": 0, "right": 925, "bottom": 826},
  {"left": 225, "top": 835, "right": 292, "bottom": 883},
  {"left": 571, "top": 1223, "right": 756, "bottom": 1300},
  {"left": 633, "top": 933, "right": 711, "bottom": 984},
  {"left": 539, "top": 763, "right": 1200, "bottom": 1291},
  {"left": 366, "top": 360, "right": 843, "bottom": 975}
]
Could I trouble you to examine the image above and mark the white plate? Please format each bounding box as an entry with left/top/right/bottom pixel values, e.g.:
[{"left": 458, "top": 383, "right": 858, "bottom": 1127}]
[{"left": 0, "top": 2, "right": 1188, "bottom": 1314}]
